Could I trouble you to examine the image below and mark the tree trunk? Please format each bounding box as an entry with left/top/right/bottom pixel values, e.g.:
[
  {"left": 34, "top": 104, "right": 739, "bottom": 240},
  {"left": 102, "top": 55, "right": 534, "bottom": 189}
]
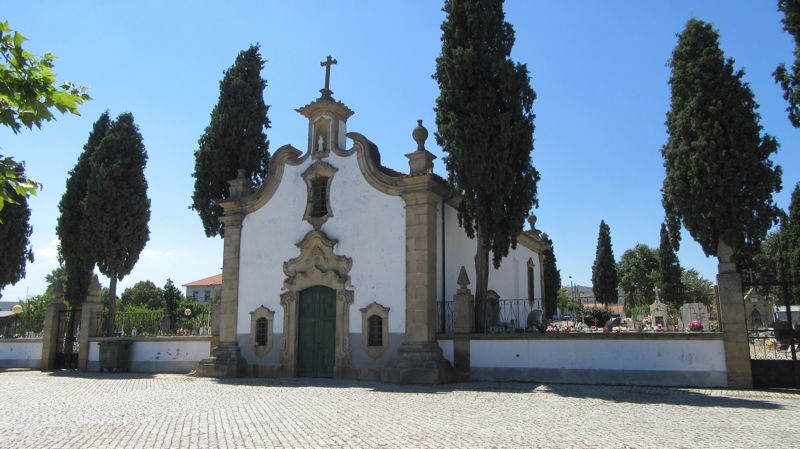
[
  {"left": 63, "top": 306, "right": 77, "bottom": 356},
  {"left": 106, "top": 275, "right": 117, "bottom": 337},
  {"left": 474, "top": 233, "right": 490, "bottom": 333}
]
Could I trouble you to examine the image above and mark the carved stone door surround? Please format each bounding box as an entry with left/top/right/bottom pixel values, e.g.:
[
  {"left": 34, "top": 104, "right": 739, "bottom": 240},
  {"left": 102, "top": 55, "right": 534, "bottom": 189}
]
[{"left": 279, "top": 230, "right": 354, "bottom": 378}]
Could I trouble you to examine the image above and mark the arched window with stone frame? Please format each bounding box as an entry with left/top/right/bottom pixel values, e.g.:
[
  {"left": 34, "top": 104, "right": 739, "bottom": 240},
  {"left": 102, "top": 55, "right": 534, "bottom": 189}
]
[
  {"left": 360, "top": 302, "right": 390, "bottom": 359},
  {"left": 250, "top": 306, "right": 275, "bottom": 358},
  {"left": 302, "top": 161, "right": 337, "bottom": 229}
]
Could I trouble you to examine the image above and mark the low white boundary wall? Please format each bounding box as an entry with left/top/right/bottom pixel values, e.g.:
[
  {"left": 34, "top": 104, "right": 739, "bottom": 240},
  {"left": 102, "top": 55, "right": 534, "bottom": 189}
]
[
  {"left": 0, "top": 339, "right": 42, "bottom": 369},
  {"left": 87, "top": 337, "right": 211, "bottom": 373},
  {"left": 438, "top": 334, "right": 727, "bottom": 387}
]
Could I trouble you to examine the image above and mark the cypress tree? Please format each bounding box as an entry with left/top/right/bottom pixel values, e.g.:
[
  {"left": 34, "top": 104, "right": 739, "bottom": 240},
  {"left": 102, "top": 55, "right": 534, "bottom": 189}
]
[
  {"left": 0, "top": 161, "right": 33, "bottom": 298},
  {"left": 541, "top": 233, "right": 560, "bottom": 321},
  {"left": 658, "top": 223, "right": 684, "bottom": 307},
  {"left": 434, "top": 0, "right": 539, "bottom": 331},
  {"left": 82, "top": 112, "right": 150, "bottom": 335},
  {"left": 592, "top": 220, "right": 618, "bottom": 306},
  {"left": 775, "top": 0, "right": 800, "bottom": 127},
  {"left": 56, "top": 112, "right": 109, "bottom": 306},
  {"left": 662, "top": 19, "right": 782, "bottom": 264},
  {"left": 191, "top": 44, "right": 270, "bottom": 237},
  {"left": 785, "top": 184, "right": 800, "bottom": 301}
]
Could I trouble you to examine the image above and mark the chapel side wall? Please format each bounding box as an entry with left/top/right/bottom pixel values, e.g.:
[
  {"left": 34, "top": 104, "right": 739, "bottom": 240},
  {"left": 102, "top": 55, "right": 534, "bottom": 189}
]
[
  {"left": 442, "top": 203, "right": 541, "bottom": 302},
  {"left": 236, "top": 150, "right": 406, "bottom": 366}
]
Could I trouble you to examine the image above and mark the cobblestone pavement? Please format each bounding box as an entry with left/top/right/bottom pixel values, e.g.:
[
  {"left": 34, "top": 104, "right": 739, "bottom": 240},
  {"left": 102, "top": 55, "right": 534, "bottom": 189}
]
[{"left": 0, "top": 370, "right": 798, "bottom": 449}]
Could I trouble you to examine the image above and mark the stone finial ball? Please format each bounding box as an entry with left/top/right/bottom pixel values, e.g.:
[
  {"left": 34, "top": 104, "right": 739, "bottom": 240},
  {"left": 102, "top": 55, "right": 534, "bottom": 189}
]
[{"left": 412, "top": 119, "right": 428, "bottom": 151}]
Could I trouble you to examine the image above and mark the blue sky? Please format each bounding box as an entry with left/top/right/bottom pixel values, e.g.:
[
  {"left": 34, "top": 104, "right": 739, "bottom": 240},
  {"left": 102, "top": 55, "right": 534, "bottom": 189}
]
[{"left": 2, "top": 1, "right": 798, "bottom": 301}]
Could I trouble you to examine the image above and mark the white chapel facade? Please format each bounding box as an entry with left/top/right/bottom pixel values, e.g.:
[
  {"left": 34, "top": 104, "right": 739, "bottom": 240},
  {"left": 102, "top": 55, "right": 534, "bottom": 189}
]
[{"left": 198, "top": 59, "right": 546, "bottom": 383}]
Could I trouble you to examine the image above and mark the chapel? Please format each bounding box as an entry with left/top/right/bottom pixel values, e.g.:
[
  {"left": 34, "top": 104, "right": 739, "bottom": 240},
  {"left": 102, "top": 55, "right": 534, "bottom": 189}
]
[{"left": 197, "top": 57, "right": 546, "bottom": 383}]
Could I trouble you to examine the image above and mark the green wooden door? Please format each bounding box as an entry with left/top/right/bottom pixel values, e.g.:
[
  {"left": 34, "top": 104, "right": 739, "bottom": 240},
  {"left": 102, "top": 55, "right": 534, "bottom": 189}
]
[{"left": 297, "top": 286, "right": 336, "bottom": 378}]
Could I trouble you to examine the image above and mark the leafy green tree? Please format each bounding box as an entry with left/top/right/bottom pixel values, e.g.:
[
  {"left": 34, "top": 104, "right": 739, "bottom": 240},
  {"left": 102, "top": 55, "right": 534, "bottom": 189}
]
[
  {"left": 163, "top": 279, "right": 185, "bottom": 325},
  {"left": 0, "top": 161, "right": 33, "bottom": 298},
  {"left": 775, "top": 0, "right": 800, "bottom": 127},
  {"left": 0, "top": 21, "right": 90, "bottom": 210},
  {"left": 434, "top": 0, "right": 539, "bottom": 331},
  {"left": 119, "top": 281, "right": 164, "bottom": 311},
  {"left": 658, "top": 223, "right": 684, "bottom": 307},
  {"left": 662, "top": 19, "right": 782, "bottom": 265},
  {"left": 682, "top": 269, "right": 714, "bottom": 305},
  {"left": 44, "top": 266, "right": 67, "bottom": 293},
  {"left": 617, "top": 243, "right": 658, "bottom": 309},
  {"left": 82, "top": 113, "right": 150, "bottom": 335},
  {"left": 555, "top": 287, "right": 571, "bottom": 314},
  {"left": 541, "top": 233, "right": 560, "bottom": 322},
  {"left": 57, "top": 112, "right": 110, "bottom": 306},
  {"left": 787, "top": 185, "right": 800, "bottom": 297},
  {"left": 191, "top": 44, "right": 270, "bottom": 237},
  {"left": 592, "top": 220, "right": 618, "bottom": 305}
]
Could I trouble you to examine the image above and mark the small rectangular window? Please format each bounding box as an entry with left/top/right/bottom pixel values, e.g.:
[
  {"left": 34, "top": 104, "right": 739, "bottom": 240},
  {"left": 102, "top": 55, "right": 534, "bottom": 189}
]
[
  {"left": 255, "top": 318, "right": 268, "bottom": 346},
  {"left": 311, "top": 177, "right": 328, "bottom": 218},
  {"left": 204, "top": 290, "right": 211, "bottom": 302},
  {"left": 368, "top": 315, "right": 383, "bottom": 347}
]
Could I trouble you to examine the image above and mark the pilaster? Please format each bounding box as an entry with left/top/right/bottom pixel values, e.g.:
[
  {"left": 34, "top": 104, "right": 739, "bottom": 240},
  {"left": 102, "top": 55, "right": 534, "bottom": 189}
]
[
  {"left": 716, "top": 241, "right": 753, "bottom": 389},
  {"left": 196, "top": 171, "right": 248, "bottom": 378},
  {"left": 40, "top": 285, "right": 66, "bottom": 371},
  {"left": 78, "top": 276, "right": 103, "bottom": 371},
  {"left": 383, "top": 185, "right": 453, "bottom": 384}
]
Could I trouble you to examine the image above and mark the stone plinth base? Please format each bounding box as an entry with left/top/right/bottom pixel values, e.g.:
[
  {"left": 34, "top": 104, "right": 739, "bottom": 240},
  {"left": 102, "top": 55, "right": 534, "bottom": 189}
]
[
  {"left": 381, "top": 343, "right": 453, "bottom": 384},
  {"left": 195, "top": 343, "right": 244, "bottom": 378}
]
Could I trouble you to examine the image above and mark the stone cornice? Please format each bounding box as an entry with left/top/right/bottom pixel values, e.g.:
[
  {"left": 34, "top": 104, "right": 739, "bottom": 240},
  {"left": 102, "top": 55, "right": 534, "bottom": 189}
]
[{"left": 296, "top": 97, "right": 354, "bottom": 121}]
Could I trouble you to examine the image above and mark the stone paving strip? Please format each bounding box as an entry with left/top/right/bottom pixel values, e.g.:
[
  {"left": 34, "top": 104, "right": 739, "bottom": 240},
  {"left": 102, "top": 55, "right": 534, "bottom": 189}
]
[{"left": 0, "top": 369, "right": 797, "bottom": 449}]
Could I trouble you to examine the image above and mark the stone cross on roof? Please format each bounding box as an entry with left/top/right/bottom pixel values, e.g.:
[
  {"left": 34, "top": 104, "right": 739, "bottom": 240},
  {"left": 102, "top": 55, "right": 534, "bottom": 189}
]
[{"left": 320, "top": 55, "right": 337, "bottom": 99}]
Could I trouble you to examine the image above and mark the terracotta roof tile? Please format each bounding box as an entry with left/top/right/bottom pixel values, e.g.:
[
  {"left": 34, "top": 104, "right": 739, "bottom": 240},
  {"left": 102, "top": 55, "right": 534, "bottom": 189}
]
[{"left": 183, "top": 274, "right": 223, "bottom": 287}]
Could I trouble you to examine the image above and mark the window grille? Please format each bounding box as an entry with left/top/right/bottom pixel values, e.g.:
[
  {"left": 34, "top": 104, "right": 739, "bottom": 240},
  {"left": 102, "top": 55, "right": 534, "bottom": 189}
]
[
  {"left": 368, "top": 315, "right": 382, "bottom": 347},
  {"left": 255, "top": 318, "right": 268, "bottom": 346},
  {"left": 310, "top": 177, "right": 329, "bottom": 218}
]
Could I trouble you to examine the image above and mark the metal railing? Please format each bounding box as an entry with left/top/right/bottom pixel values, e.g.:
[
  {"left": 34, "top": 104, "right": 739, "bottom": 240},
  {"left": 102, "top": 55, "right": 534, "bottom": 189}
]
[
  {"left": 436, "top": 298, "right": 544, "bottom": 334},
  {"left": 103, "top": 311, "right": 212, "bottom": 337},
  {"left": 749, "top": 329, "right": 799, "bottom": 360},
  {"left": 435, "top": 301, "right": 454, "bottom": 334},
  {"left": 0, "top": 314, "right": 44, "bottom": 339}
]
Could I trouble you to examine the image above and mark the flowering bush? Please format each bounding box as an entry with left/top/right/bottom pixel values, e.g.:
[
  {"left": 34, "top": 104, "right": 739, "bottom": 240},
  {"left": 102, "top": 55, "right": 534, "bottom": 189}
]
[{"left": 689, "top": 320, "right": 703, "bottom": 331}]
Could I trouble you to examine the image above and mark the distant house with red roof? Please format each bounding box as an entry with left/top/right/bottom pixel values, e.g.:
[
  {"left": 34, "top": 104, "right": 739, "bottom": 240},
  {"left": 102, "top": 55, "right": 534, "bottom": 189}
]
[{"left": 183, "top": 274, "right": 222, "bottom": 304}]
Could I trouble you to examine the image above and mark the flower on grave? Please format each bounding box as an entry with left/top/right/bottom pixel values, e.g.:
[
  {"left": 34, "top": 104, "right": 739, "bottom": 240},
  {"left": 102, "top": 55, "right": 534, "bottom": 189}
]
[
  {"left": 546, "top": 325, "right": 558, "bottom": 333},
  {"left": 603, "top": 326, "right": 610, "bottom": 333},
  {"left": 590, "top": 325, "right": 597, "bottom": 331},
  {"left": 656, "top": 323, "right": 664, "bottom": 332},
  {"left": 563, "top": 324, "right": 573, "bottom": 333},
  {"left": 689, "top": 320, "right": 703, "bottom": 331},
  {"left": 643, "top": 315, "right": 652, "bottom": 324}
]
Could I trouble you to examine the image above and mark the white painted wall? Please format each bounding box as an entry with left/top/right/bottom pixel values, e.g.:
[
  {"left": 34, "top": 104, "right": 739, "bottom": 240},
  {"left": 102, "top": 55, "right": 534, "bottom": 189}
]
[
  {"left": 441, "top": 204, "right": 541, "bottom": 302},
  {"left": 237, "top": 149, "right": 407, "bottom": 335},
  {"left": 87, "top": 339, "right": 211, "bottom": 364},
  {"left": 439, "top": 339, "right": 454, "bottom": 364},
  {"left": 469, "top": 339, "right": 726, "bottom": 372},
  {"left": 0, "top": 340, "right": 42, "bottom": 368}
]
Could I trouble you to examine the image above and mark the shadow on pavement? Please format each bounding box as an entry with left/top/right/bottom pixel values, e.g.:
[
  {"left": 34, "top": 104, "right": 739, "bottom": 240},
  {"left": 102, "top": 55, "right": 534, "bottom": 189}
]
[
  {"left": 4, "top": 369, "right": 789, "bottom": 410},
  {"left": 211, "top": 376, "right": 790, "bottom": 409}
]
